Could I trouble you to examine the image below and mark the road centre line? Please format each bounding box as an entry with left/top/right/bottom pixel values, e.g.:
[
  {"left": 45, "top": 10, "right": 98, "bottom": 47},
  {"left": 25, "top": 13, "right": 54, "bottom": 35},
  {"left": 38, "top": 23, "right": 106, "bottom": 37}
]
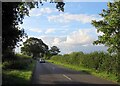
[{"left": 63, "top": 74, "right": 72, "bottom": 81}]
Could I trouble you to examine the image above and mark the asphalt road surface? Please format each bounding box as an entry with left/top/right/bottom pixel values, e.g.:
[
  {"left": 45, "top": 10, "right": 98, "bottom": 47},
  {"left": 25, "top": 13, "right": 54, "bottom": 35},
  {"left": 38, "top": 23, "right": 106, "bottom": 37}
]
[{"left": 31, "top": 61, "right": 119, "bottom": 85}]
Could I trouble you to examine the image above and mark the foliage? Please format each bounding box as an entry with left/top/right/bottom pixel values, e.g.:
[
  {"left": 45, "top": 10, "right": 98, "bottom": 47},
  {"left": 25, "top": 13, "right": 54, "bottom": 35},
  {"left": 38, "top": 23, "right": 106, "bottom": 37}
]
[
  {"left": 91, "top": 0, "right": 120, "bottom": 81},
  {"left": 2, "top": 2, "right": 28, "bottom": 57},
  {"left": 51, "top": 51, "right": 118, "bottom": 82},
  {"left": 2, "top": 1, "right": 65, "bottom": 58},
  {"left": 43, "top": 50, "right": 52, "bottom": 59},
  {"left": 15, "top": 53, "right": 32, "bottom": 59},
  {"left": 2, "top": 60, "right": 36, "bottom": 85},
  {"left": 49, "top": 46, "right": 60, "bottom": 55},
  {"left": 92, "top": 1, "right": 120, "bottom": 54},
  {"left": 2, "top": 54, "right": 32, "bottom": 70},
  {"left": 48, "top": 60, "right": 118, "bottom": 83},
  {"left": 21, "top": 37, "right": 48, "bottom": 59}
]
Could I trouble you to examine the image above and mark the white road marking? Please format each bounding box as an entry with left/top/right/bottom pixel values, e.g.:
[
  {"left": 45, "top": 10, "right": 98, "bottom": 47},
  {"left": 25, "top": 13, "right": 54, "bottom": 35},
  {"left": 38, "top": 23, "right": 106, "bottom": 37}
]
[{"left": 63, "top": 74, "right": 72, "bottom": 81}]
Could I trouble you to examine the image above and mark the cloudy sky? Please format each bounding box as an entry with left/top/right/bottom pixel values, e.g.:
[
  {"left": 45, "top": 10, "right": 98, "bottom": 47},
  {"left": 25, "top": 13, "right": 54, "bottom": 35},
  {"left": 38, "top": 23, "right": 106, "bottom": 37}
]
[{"left": 16, "top": 2, "right": 109, "bottom": 54}]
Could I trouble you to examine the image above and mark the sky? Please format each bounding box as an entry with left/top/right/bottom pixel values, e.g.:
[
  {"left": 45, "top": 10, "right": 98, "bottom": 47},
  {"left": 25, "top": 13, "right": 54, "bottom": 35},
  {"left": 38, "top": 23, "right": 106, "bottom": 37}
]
[{"left": 15, "top": 2, "right": 110, "bottom": 54}]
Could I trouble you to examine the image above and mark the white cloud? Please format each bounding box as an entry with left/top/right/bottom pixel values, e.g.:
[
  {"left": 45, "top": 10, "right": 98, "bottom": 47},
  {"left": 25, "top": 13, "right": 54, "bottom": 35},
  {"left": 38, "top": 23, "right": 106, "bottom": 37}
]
[
  {"left": 65, "top": 29, "right": 94, "bottom": 45},
  {"left": 29, "top": 7, "right": 55, "bottom": 16},
  {"left": 51, "top": 29, "right": 95, "bottom": 46},
  {"left": 44, "top": 28, "right": 68, "bottom": 34},
  {"left": 29, "top": 28, "right": 42, "bottom": 33},
  {"left": 40, "top": 35, "right": 55, "bottom": 45},
  {"left": 35, "top": 28, "right": 96, "bottom": 48},
  {"left": 52, "top": 37, "right": 66, "bottom": 45},
  {"left": 52, "top": 38, "right": 61, "bottom": 45},
  {"left": 45, "top": 28, "right": 56, "bottom": 34},
  {"left": 48, "top": 13, "right": 102, "bottom": 24},
  {"left": 28, "top": 27, "right": 68, "bottom": 34},
  {"left": 15, "top": 28, "right": 107, "bottom": 54},
  {"left": 49, "top": 28, "right": 107, "bottom": 54}
]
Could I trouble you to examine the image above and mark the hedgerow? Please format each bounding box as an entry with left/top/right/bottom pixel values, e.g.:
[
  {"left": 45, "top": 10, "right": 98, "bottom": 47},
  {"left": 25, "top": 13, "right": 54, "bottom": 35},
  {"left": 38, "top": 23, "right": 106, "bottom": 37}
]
[{"left": 51, "top": 51, "right": 118, "bottom": 75}]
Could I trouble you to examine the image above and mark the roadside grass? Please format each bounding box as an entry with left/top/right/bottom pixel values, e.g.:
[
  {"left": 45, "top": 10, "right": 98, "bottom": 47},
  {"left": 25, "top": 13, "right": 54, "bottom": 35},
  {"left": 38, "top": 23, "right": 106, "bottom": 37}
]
[
  {"left": 3, "top": 69, "right": 31, "bottom": 84},
  {"left": 47, "top": 60, "right": 119, "bottom": 84},
  {"left": 2, "top": 54, "right": 36, "bottom": 85}
]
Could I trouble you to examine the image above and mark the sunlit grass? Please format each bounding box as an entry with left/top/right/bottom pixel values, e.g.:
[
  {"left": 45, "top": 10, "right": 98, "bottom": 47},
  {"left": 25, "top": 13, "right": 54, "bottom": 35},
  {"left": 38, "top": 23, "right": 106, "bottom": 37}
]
[
  {"left": 3, "top": 70, "right": 31, "bottom": 84},
  {"left": 48, "top": 60, "right": 119, "bottom": 84}
]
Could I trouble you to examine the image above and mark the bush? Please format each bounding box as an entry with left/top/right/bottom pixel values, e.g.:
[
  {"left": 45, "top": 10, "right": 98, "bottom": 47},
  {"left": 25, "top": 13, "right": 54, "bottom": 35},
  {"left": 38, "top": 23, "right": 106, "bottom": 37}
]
[
  {"left": 2, "top": 54, "right": 32, "bottom": 70},
  {"left": 51, "top": 51, "right": 118, "bottom": 75}
]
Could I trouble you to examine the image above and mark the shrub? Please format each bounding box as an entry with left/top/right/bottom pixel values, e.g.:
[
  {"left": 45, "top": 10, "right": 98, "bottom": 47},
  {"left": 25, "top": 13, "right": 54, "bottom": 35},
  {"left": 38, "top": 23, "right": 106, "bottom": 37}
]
[
  {"left": 50, "top": 51, "right": 117, "bottom": 75},
  {"left": 2, "top": 54, "right": 32, "bottom": 70}
]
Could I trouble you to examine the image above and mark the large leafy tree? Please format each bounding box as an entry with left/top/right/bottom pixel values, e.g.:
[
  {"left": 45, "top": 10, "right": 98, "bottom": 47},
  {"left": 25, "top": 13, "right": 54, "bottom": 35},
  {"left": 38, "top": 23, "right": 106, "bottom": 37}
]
[
  {"left": 2, "top": 2, "right": 27, "bottom": 57},
  {"left": 49, "top": 46, "right": 60, "bottom": 55},
  {"left": 21, "top": 37, "right": 48, "bottom": 59},
  {"left": 2, "top": 1, "right": 65, "bottom": 58},
  {"left": 91, "top": 0, "right": 120, "bottom": 81}
]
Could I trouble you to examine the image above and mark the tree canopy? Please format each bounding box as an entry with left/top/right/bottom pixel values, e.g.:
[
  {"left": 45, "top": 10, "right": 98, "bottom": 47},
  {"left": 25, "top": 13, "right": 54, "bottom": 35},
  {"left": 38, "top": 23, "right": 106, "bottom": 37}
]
[
  {"left": 2, "top": 2, "right": 27, "bottom": 56},
  {"left": 91, "top": 0, "right": 120, "bottom": 82},
  {"left": 49, "top": 46, "right": 60, "bottom": 55},
  {"left": 21, "top": 37, "right": 48, "bottom": 59},
  {"left": 92, "top": 1, "right": 120, "bottom": 54}
]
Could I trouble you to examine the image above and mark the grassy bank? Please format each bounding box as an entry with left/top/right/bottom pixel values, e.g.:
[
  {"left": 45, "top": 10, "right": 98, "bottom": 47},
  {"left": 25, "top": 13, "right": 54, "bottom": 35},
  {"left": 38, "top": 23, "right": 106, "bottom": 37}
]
[
  {"left": 48, "top": 60, "right": 118, "bottom": 84},
  {"left": 48, "top": 51, "right": 119, "bottom": 84},
  {"left": 2, "top": 54, "right": 36, "bottom": 85}
]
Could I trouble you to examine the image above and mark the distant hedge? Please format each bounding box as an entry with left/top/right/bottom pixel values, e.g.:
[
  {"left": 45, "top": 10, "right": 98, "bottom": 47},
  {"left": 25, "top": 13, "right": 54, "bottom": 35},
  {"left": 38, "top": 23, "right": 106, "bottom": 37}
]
[{"left": 51, "top": 51, "right": 118, "bottom": 75}]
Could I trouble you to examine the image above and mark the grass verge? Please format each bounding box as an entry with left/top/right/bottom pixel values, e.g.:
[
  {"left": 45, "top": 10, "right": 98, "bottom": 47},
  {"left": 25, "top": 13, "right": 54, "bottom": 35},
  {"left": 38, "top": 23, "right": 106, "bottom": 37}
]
[
  {"left": 48, "top": 60, "right": 119, "bottom": 84},
  {"left": 2, "top": 59, "right": 36, "bottom": 85}
]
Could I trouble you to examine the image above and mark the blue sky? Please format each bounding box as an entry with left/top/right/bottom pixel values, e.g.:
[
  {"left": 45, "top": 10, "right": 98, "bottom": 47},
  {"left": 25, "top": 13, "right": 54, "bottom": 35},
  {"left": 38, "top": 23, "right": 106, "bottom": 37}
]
[{"left": 16, "top": 2, "right": 109, "bottom": 54}]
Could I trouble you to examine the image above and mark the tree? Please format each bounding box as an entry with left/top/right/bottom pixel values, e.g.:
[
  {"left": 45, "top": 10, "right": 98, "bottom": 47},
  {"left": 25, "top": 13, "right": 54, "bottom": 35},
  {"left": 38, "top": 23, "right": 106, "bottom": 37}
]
[
  {"left": 49, "top": 46, "right": 60, "bottom": 55},
  {"left": 21, "top": 37, "right": 48, "bottom": 59},
  {"left": 2, "top": 2, "right": 27, "bottom": 57},
  {"left": 91, "top": 0, "right": 120, "bottom": 82},
  {"left": 2, "top": 1, "right": 65, "bottom": 58}
]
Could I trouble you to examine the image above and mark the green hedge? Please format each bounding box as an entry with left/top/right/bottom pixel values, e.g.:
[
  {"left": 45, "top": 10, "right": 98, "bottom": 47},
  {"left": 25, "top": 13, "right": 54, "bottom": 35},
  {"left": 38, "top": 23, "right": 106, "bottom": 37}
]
[
  {"left": 2, "top": 54, "right": 32, "bottom": 70},
  {"left": 51, "top": 51, "right": 118, "bottom": 75}
]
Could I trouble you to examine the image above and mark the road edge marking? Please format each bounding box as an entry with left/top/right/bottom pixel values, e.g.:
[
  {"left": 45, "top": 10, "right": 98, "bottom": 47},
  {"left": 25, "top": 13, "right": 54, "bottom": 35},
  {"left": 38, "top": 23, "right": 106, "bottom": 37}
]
[{"left": 63, "top": 74, "right": 72, "bottom": 81}]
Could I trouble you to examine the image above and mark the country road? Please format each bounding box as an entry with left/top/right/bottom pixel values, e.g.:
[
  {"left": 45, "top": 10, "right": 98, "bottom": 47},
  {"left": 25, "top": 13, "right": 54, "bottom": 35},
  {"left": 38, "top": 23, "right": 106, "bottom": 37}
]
[{"left": 31, "top": 61, "right": 118, "bottom": 85}]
